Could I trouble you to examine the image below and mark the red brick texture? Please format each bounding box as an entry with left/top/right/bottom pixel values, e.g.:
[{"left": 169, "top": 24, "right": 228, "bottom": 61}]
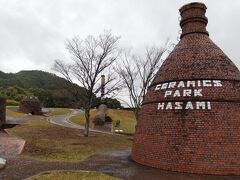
[{"left": 131, "top": 2, "right": 240, "bottom": 175}]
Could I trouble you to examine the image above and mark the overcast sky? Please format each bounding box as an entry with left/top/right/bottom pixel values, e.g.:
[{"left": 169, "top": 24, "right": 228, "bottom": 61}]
[{"left": 0, "top": 0, "right": 239, "bottom": 73}]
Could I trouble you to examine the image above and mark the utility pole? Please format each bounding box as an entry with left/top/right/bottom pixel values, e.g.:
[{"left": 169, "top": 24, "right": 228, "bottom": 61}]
[{"left": 101, "top": 75, "right": 105, "bottom": 100}]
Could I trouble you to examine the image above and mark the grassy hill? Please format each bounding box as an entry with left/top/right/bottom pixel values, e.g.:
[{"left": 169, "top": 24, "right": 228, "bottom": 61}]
[{"left": 0, "top": 70, "right": 88, "bottom": 107}]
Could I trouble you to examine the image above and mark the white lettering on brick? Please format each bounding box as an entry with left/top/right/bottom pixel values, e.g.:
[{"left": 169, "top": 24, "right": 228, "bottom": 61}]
[
  {"left": 196, "top": 102, "right": 206, "bottom": 109},
  {"left": 213, "top": 80, "right": 222, "bottom": 87},
  {"left": 203, "top": 80, "right": 212, "bottom": 87},
  {"left": 194, "top": 89, "right": 203, "bottom": 97},
  {"left": 158, "top": 102, "right": 165, "bottom": 110},
  {"left": 166, "top": 102, "right": 173, "bottom": 110},
  {"left": 161, "top": 83, "right": 168, "bottom": 89},
  {"left": 187, "top": 81, "right": 196, "bottom": 87},
  {"left": 177, "top": 81, "right": 185, "bottom": 88},
  {"left": 175, "top": 102, "right": 183, "bottom": 109},
  {"left": 183, "top": 89, "right": 192, "bottom": 97},
  {"left": 185, "top": 101, "right": 194, "bottom": 109},
  {"left": 173, "top": 90, "right": 181, "bottom": 97},
  {"left": 164, "top": 91, "right": 172, "bottom": 98},
  {"left": 207, "top": 101, "right": 211, "bottom": 109},
  {"left": 168, "top": 82, "right": 176, "bottom": 89},
  {"left": 155, "top": 80, "right": 223, "bottom": 111},
  {"left": 155, "top": 84, "right": 162, "bottom": 91}
]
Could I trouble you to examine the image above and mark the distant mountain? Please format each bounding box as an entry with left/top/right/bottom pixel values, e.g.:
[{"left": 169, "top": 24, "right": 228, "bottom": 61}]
[{"left": 0, "top": 70, "right": 88, "bottom": 107}]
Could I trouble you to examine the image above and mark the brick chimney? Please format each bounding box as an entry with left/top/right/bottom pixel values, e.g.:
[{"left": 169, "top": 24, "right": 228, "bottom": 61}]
[{"left": 132, "top": 2, "right": 240, "bottom": 175}]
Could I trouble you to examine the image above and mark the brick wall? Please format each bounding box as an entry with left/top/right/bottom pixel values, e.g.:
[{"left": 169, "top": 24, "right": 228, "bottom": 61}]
[{"left": 132, "top": 102, "right": 240, "bottom": 175}]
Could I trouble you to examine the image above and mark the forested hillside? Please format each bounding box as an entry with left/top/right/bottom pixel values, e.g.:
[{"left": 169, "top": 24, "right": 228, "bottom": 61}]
[{"left": 0, "top": 70, "right": 88, "bottom": 107}]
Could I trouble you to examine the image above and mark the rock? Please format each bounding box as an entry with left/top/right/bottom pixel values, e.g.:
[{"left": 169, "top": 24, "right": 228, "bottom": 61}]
[{"left": 0, "top": 157, "right": 6, "bottom": 170}]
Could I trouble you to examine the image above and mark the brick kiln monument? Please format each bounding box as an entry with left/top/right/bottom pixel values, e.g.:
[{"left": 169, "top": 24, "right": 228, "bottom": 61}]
[
  {"left": 19, "top": 96, "right": 42, "bottom": 115},
  {"left": 132, "top": 2, "right": 240, "bottom": 175}
]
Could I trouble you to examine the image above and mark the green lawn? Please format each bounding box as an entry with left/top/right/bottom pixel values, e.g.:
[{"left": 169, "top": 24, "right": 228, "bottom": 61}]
[
  {"left": 28, "top": 170, "right": 121, "bottom": 180},
  {"left": 48, "top": 108, "right": 72, "bottom": 116},
  {"left": 108, "top": 109, "right": 136, "bottom": 134},
  {"left": 6, "top": 109, "right": 27, "bottom": 118},
  {"left": 70, "top": 109, "right": 96, "bottom": 128},
  {"left": 69, "top": 109, "right": 136, "bottom": 134},
  {"left": 7, "top": 119, "right": 132, "bottom": 162},
  {"left": 6, "top": 107, "right": 71, "bottom": 117}
]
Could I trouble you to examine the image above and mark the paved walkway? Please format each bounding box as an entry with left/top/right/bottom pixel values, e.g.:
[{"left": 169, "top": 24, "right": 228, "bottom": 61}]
[
  {"left": 0, "top": 132, "right": 25, "bottom": 155},
  {"left": 48, "top": 109, "right": 84, "bottom": 129},
  {"left": 48, "top": 109, "right": 114, "bottom": 135},
  {"left": 1, "top": 150, "right": 240, "bottom": 180},
  {"left": 1, "top": 110, "right": 44, "bottom": 156},
  {"left": 6, "top": 116, "right": 33, "bottom": 125}
]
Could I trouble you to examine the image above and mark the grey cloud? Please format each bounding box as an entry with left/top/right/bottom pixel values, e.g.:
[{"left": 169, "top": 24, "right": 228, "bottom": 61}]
[{"left": 0, "top": 0, "right": 239, "bottom": 73}]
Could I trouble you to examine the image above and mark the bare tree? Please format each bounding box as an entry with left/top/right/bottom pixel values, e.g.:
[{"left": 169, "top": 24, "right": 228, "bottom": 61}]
[
  {"left": 53, "top": 31, "right": 121, "bottom": 137},
  {"left": 117, "top": 45, "right": 168, "bottom": 120}
]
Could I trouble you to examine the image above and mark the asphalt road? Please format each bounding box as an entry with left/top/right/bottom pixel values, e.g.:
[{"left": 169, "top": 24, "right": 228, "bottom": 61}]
[
  {"left": 48, "top": 109, "right": 85, "bottom": 129},
  {"left": 48, "top": 109, "right": 114, "bottom": 134}
]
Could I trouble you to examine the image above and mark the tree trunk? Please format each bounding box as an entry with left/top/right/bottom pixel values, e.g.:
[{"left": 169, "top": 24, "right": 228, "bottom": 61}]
[
  {"left": 84, "top": 107, "right": 90, "bottom": 137},
  {"left": 84, "top": 94, "right": 92, "bottom": 137},
  {"left": 134, "top": 107, "right": 139, "bottom": 121}
]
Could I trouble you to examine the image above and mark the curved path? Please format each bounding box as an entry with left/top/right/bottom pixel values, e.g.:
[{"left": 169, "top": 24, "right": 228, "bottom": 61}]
[
  {"left": 48, "top": 109, "right": 114, "bottom": 134},
  {"left": 48, "top": 109, "right": 84, "bottom": 129}
]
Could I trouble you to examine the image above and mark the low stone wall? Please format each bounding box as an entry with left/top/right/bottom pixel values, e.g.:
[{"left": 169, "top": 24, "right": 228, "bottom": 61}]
[{"left": 0, "top": 98, "right": 6, "bottom": 128}]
